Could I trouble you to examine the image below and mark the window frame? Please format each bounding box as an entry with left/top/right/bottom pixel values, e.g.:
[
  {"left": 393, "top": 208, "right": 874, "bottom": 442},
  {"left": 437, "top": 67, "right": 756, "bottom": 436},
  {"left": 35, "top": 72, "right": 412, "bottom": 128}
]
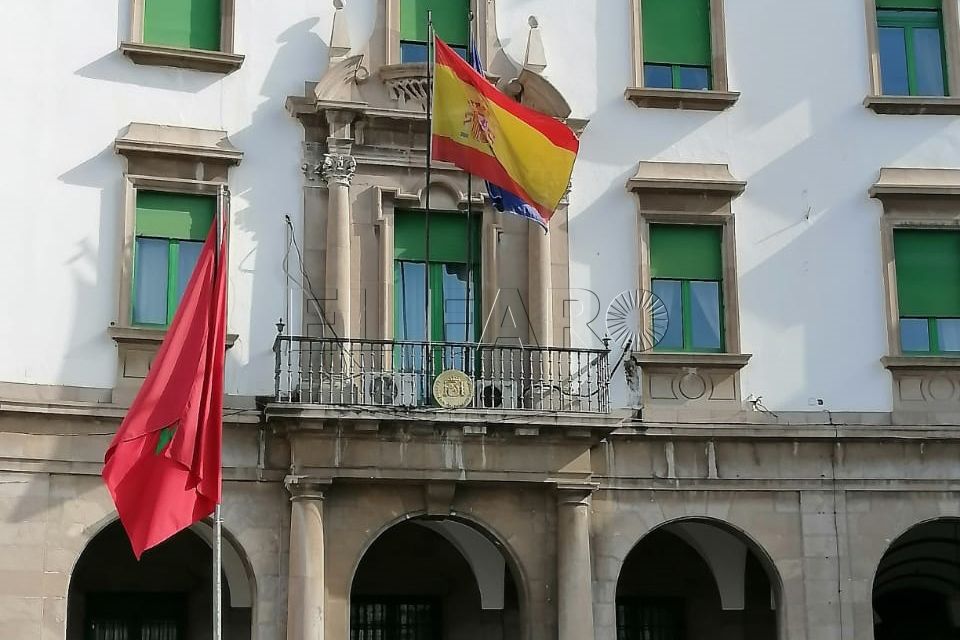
[
  {"left": 626, "top": 0, "right": 737, "bottom": 110},
  {"left": 864, "top": 0, "right": 960, "bottom": 107},
  {"left": 119, "top": 176, "right": 226, "bottom": 333},
  {"left": 384, "top": 0, "right": 487, "bottom": 67},
  {"left": 393, "top": 209, "right": 482, "bottom": 344},
  {"left": 876, "top": 8, "right": 949, "bottom": 96},
  {"left": 888, "top": 226, "right": 960, "bottom": 355},
  {"left": 131, "top": 190, "right": 216, "bottom": 328},
  {"left": 121, "top": 0, "right": 243, "bottom": 73},
  {"left": 639, "top": 217, "right": 741, "bottom": 356}
]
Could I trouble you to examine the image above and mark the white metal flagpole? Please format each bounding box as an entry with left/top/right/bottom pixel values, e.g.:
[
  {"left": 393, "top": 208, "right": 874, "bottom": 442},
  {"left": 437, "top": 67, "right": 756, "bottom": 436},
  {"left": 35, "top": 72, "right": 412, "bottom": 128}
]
[{"left": 212, "top": 184, "right": 227, "bottom": 640}]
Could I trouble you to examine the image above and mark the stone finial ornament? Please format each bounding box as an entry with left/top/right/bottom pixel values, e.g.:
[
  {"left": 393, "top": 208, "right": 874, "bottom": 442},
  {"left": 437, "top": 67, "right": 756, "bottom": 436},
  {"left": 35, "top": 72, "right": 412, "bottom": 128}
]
[
  {"left": 523, "top": 15, "right": 547, "bottom": 73},
  {"left": 329, "top": 0, "right": 351, "bottom": 60}
]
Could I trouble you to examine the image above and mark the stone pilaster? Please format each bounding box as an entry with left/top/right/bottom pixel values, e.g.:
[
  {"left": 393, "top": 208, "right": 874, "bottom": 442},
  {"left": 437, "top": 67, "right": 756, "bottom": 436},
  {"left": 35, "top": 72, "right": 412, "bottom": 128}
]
[
  {"left": 556, "top": 485, "right": 596, "bottom": 640},
  {"left": 528, "top": 227, "right": 552, "bottom": 347},
  {"left": 285, "top": 477, "right": 330, "bottom": 640},
  {"left": 321, "top": 152, "right": 356, "bottom": 337}
]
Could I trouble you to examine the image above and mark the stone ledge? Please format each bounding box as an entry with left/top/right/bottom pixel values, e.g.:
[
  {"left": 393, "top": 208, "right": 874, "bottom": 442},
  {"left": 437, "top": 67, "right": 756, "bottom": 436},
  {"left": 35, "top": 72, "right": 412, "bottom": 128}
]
[
  {"left": 632, "top": 352, "right": 752, "bottom": 371},
  {"left": 625, "top": 87, "right": 739, "bottom": 111},
  {"left": 108, "top": 325, "right": 238, "bottom": 347},
  {"left": 119, "top": 41, "right": 244, "bottom": 74},
  {"left": 864, "top": 95, "right": 960, "bottom": 115},
  {"left": 264, "top": 402, "right": 619, "bottom": 432},
  {"left": 882, "top": 355, "right": 960, "bottom": 370}
]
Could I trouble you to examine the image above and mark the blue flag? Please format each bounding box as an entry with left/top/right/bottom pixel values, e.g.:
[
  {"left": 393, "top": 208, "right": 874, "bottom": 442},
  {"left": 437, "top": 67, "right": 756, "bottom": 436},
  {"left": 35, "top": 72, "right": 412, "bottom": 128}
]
[{"left": 470, "top": 41, "right": 549, "bottom": 231}]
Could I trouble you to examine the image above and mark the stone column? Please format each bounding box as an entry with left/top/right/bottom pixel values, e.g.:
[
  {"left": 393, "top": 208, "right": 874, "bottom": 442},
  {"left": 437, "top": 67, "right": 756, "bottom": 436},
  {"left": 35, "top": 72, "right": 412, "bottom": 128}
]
[
  {"left": 528, "top": 227, "right": 553, "bottom": 347},
  {"left": 286, "top": 477, "right": 329, "bottom": 640},
  {"left": 320, "top": 152, "right": 356, "bottom": 337},
  {"left": 556, "top": 485, "right": 596, "bottom": 640}
]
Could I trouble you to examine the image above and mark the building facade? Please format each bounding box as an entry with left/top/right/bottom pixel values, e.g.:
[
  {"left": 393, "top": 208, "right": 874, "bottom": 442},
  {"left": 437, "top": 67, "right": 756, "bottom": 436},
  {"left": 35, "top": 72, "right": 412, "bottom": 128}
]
[{"left": 3, "top": 0, "right": 960, "bottom": 639}]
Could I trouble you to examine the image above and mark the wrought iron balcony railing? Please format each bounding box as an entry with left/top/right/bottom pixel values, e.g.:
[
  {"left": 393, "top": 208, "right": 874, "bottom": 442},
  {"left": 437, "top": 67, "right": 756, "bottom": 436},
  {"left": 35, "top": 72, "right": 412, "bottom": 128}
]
[{"left": 273, "top": 336, "right": 611, "bottom": 414}]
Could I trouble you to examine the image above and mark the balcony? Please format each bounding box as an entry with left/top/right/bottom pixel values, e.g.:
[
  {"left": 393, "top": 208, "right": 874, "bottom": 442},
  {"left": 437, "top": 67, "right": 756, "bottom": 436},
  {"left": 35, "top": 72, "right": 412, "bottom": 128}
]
[{"left": 273, "top": 336, "right": 611, "bottom": 414}]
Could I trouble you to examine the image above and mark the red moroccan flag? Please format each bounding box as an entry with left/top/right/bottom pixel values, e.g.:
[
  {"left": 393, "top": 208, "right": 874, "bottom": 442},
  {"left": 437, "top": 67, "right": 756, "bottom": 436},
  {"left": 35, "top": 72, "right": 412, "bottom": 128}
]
[{"left": 103, "top": 219, "right": 227, "bottom": 559}]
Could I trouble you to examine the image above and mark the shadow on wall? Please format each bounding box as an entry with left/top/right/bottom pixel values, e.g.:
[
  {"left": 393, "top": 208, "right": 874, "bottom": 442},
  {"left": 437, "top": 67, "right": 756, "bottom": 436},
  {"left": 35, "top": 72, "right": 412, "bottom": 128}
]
[{"left": 227, "top": 16, "right": 326, "bottom": 394}]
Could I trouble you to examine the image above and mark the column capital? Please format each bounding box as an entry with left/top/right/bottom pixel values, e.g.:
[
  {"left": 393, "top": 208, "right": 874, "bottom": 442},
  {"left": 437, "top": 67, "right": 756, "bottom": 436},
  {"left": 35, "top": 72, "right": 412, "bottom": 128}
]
[
  {"left": 321, "top": 153, "right": 357, "bottom": 187},
  {"left": 556, "top": 483, "right": 598, "bottom": 507},
  {"left": 284, "top": 475, "right": 331, "bottom": 501}
]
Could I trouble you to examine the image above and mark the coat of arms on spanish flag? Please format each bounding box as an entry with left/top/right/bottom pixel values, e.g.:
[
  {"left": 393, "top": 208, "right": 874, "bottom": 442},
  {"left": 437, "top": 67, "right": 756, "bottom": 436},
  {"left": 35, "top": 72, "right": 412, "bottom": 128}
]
[{"left": 431, "top": 36, "right": 580, "bottom": 227}]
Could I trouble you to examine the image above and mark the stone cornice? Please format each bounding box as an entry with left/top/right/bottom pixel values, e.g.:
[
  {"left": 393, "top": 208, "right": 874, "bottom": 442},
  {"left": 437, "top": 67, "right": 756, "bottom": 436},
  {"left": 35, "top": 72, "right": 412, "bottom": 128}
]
[{"left": 115, "top": 123, "right": 243, "bottom": 165}]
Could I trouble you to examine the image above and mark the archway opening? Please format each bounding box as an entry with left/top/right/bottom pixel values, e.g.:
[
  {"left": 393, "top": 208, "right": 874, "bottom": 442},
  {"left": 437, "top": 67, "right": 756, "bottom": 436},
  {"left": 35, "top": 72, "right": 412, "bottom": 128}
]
[
  {"left": 873, "top": 518, "right": 960, "bottom": 640},
  {"left": 67, "top": 520, "right": 253, "bottom": 640},
  {"left": 616, "top": 520, "right": 778, "bottom": 640},
  {"left": 350, "top": 517, "right": 522, "bottom": 640}
]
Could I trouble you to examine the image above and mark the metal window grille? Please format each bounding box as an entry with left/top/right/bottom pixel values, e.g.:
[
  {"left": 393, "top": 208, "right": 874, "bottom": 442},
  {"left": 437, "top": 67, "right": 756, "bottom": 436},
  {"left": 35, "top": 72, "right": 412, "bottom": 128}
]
[
  {"left": 351, "top": 598, "right": 440, "bottom": 640},
  {"left": 616, "top": 598, "right": 685, "bottom": 640}
]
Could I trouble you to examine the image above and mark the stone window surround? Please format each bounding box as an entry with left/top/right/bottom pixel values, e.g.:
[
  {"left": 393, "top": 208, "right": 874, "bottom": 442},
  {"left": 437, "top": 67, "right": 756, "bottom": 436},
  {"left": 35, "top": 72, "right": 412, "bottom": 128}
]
[
  {"left": 863, "top": 0, "right": 960, "bottom": 114},
  {"left": 119, "top": 0, "right": 244, "bottom": 74},
  {"left": 631, "top": 162, "right": 747, "bottom": 363},
  {"left": 110, "top": 123, "right": 241, "bottom": 403},
  {"left": 625, "top": 0, "right": 739, "bottom": 111},
  {"left": 627, "top": 162, "right": 750, "bottom": 416},
  {"left": 873, "top": 167, "right": 960, "bottom": 359}
]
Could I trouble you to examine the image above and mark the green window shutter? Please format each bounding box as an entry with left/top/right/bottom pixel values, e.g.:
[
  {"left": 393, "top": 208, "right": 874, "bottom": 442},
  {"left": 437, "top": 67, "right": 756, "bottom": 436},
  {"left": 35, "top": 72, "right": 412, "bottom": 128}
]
[
  {"left": 400, "top": 0, "right": 469, "bottom": 46},
  {"left": 143, "top": 0, "right": 221, "bottom": 51},
  {"left": 877, "top": 0, "right": 940, "bottom": 9},
  {"left": 641, "top": 0, "right": 712, "bottom": 66},
  {"left": 136, "top": 191, "right": 216, "bottom": 241},
  {"left": 394, "top": 210, "right": 480, "bottom": 263},
  {"left": 649, "top": 224, "right": 723, "bottom": 280},
  {"left": 894, "top": 229, "right": 960, "bottom": 316}
]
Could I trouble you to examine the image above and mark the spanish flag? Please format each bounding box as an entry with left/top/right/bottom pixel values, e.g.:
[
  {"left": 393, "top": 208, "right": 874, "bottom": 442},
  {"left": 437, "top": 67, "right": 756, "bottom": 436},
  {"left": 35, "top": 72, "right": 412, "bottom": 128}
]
[{"left": 432, "top": 36, "right": 579, "bottom": 226}]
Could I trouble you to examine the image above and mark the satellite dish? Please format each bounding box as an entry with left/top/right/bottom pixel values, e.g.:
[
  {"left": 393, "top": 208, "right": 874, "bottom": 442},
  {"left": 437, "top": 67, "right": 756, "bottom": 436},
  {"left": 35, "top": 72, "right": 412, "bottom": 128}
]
[{"left": 604, "top": 288, "right": 669, "bottom": 352}]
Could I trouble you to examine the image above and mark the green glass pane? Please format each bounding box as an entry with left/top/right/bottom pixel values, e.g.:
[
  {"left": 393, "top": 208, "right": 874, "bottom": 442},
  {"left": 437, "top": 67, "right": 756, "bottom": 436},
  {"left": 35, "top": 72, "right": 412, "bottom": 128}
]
[
  {"left": 877, "top": 0, "right": 940, "bottom": 9},
  {"left": 400, "top": 0, "right": 469, "bottom": 45},
  {"left": 894, "top": 229, "right": 960, "bottom": 316},
  {"left": 642, "top": 0, "right": 711, "bottom": 67},
  {"left": 136, "top": 191, "right": 215, "bottom": 241},
  {"left": 394, "top": 210, "right": 480, "bottom": 263},
  {"left": 143, "top": 0, "right": 221, "bottom": 51},
  {"left": 649, "top": 224, "right": 723, "bottom": 280}
]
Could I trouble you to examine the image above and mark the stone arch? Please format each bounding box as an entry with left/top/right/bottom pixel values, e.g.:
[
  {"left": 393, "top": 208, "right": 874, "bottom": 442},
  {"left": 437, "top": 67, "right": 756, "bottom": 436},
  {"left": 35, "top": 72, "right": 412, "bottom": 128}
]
[
  {"left": 407, "top": 175, "right": 468, "bottom": 211},
  {"left": 348, "top": 509, "right": 529, "bottom": 640},
  {"left": 66, "top": 516, "right": 257, "bottom": 640},
  {"left": 614, "top": 516, "right": 783, "bottom": 640},
  {"left": 872, "top": 517, "right": 960, "bottom": 640}
]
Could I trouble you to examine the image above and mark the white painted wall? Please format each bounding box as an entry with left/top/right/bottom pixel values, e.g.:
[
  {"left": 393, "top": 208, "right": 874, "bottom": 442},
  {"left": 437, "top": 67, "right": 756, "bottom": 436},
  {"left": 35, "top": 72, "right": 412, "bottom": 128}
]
[{"left": 3, "top": 0, "right": 958, "bottom": 410}]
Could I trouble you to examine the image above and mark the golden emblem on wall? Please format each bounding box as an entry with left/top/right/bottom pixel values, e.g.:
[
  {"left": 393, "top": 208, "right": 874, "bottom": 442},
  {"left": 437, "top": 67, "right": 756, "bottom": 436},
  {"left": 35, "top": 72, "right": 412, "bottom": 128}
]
[{"left": 433, "top": 369, "right": 475, "bottom": 409}]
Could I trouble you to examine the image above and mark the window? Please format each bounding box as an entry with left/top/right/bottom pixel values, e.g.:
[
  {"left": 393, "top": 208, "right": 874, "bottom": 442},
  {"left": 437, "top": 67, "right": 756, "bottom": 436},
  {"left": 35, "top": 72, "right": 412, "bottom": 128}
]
[
  {"left": 132, "top": 191, "right": 215, "bottom": 327},
  {"left": 351, "top": 598, "right": 440, "bottom": 640},
  {"left": 616, "top": 598, "right": 685, "bottom": 640},
  {"left": 399, "top": 0, "right": 469, "bottom": 63},
  {"left": 86, "top": 593, "right": 186, "bottom": 640},
  {"left": 394, "top": 210, "right": 480, "bottom": 345},
  {"left": 641, "top": 0, "right": 712, "bottom": 90},
  {"left": 876, "top": 0, "right": 947, "bottom": 96},
  {"left": 893, "top": 229, "right": 960, "bottom": 353},
  {"left": 141, "top": 0, "right": 221, "bottom": 51},
  {"left": 649, "top": 224, "right": 724, "bottom": 352}
]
